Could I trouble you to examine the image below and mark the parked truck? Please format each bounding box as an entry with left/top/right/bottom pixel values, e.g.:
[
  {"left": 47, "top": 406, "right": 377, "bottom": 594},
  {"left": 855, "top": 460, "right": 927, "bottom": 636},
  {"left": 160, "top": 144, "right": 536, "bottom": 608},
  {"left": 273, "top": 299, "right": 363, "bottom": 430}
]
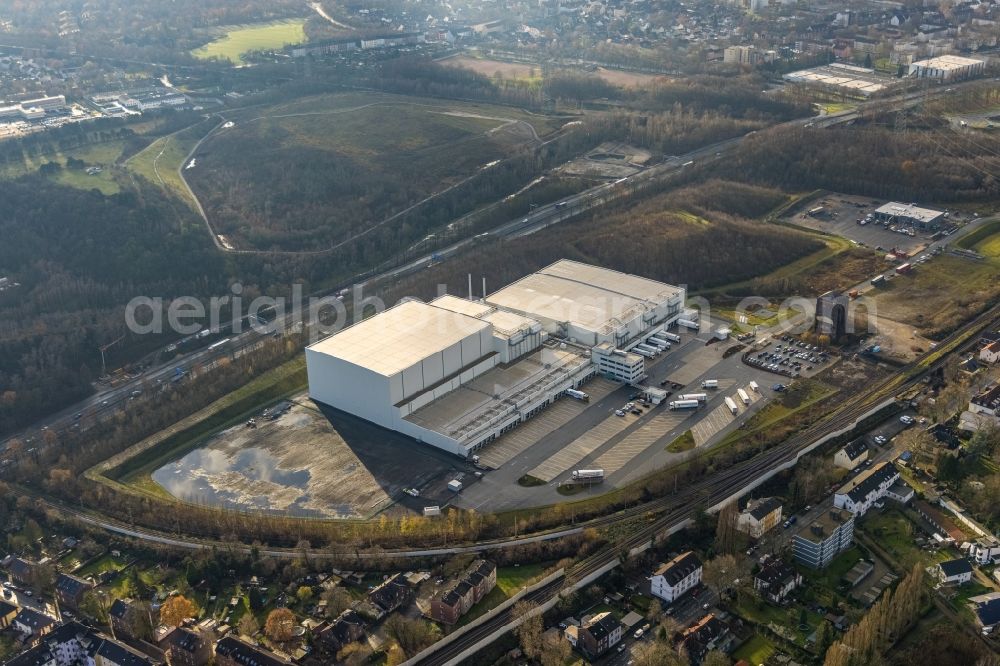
[
  {"left": 679, "top": 393, "right": 708, "bottom": 403},
  {"left": 749, "top": 381, "right": 760, "bottom": 393},
  {"left": 571, "top": 469, "right": 605, "bottom": 482},
  {"left": 669, "top": 399, "right": 700, "bottom": 410},
  {"left": 447, "top": 479, "right": 463, "bottom": 492},
  {"left": 701, "top": 379, "right": 719, "bottom": 389},
  {"left": 661, "top": 332, "right": 682, "bottom": 343},
  {"left": 871, "top": 275, "right": 886, "bottom": 287},
  {"left": 848, "top": 289, "right": 860, "bottom": 299},
  {"left": 646, "top": 337, "right": 669, "bottom": 350},
  {"left": 737, "top": 388, "right": 751, "bottom": 405},
  {"left": 633, "top": 348, "right": 655, "bottom": 359},
  {"left": 678, "top": 319, "right": 699, "bottom": 330},
  {"left": 635, "top": 344, "right": 659, "bottom": 356},
  {"left": 566, "top": 389, "right": 590, "bottom": 402},
  {"left": 725, "top": 396, "right": 739, "bottom": 415},
  {"left": 895, "top": 263, "right": 912, "bottom": 275}
]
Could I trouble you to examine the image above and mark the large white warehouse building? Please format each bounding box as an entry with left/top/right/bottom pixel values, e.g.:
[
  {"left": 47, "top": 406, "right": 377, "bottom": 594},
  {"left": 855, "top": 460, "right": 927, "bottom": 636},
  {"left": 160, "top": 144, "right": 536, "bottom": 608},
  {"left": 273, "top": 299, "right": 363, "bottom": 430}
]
[{"left": 306, "top": 260, "right": 686, "bottom": 457}]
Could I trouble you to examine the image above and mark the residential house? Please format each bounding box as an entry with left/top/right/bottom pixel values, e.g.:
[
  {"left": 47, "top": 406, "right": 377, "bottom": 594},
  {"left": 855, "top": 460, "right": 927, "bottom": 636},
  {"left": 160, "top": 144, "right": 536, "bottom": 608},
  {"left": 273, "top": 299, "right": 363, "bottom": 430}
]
[
  {"left": 366, "top": 573, "right": 412, "bottom": 619},
  {"left": 7, "top": 557, "right": 38, "bottom": 587},
  {"left": 834, "top": 440, "right": 869, "bottom": 470},
  {"left": 5, "top": 620, "right": 161, "bottom": 666},
  {"left": 936, "top": 558, "right": 973, "bottom": 586},
  {"left": 430, "top": 560, "right": 497, "bottom": 624},
  {"left": 0, "top": 599, "right": 18, "bottom": 629},
  {"left": 574, "top": 612, "right": 622, "bottom": 659},
  {"left": 160, "top": 626, "right": 212, "bottom": 666},
  {"left": 792, "top": 510, "right": 855, "bottom": 569},
  {"left": 215, "top": 636, "right": 292, "bottom": 666},
  {"left": 736, "top": 497, "right": 783, "bottom": 539},
  {"left": 650, "top": 552, "right": 703, "bottom": 603},
  {"left": 970, "top": 385, "right": 1000, "bottom": 420},
  {"left": 679, "top": 614, "right": 728, "bottom": 664},
  {"left": 973, "top": 596, "right": 1000, "bottom": 633},
  {"left": 969, "top": 537, "right": 1000, "bottom": 565},
  {"left": 110, "top": 598, "right": 154, "bottom": 642},
  {"left": 981, "top": 341, "right": 1000, "bottom": 364},
  {"left": 12, "top": 607, "right": 58, "bottom": 645},
  {"left": 55, "top": 573, "right": 94, "bottom": 611},
  {"left": 315, "top": 609, "right": 366, "bottom": 655},
  {"left": 753, "top": 558, "right": 803, "bottom": 604},
  {"left": 886, "top": 480, "right": 915, "bottom": 505},
  {"left": 834, "top": 462, "right": 901, "bottom": 516}
]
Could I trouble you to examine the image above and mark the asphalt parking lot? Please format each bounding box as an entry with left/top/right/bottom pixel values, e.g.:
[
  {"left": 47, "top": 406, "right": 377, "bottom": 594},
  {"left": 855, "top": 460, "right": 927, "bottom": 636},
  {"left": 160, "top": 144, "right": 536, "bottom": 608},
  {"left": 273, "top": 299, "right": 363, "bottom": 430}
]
[
  {"left": 457, "top": 321, "right": 780, "bottom": 512},
  {"left": 787, "top": 194, "right": 947, "bottom": 255},
  {"left": 745, "top": 335, "right": 836, "bottom": 380}
]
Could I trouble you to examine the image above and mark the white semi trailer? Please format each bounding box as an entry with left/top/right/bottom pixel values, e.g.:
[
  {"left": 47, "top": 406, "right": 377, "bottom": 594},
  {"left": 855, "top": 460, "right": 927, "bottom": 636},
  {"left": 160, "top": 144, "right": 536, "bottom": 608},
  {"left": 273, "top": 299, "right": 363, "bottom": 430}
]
[{"left": 669, "top": 399, "right": 700, "bottom": 410}]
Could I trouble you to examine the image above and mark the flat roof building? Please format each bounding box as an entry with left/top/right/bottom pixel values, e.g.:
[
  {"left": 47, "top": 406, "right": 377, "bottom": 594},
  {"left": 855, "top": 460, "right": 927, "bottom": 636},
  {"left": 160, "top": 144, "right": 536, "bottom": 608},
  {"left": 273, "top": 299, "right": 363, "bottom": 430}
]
[
  {"left": 909, "top": 55, "right": 985, "bottom": 81},
  {"left": 306, "top": 261, "right": 684, "bottom": 457},
  {"left": 872, "top": 202, "right": 945, "bottom": 230},
  {"left": 484, "top": 259, "right": 685, "bottom": 348},
  {"left": 792, "top": 509, "right": 855, "bottom": 569}
]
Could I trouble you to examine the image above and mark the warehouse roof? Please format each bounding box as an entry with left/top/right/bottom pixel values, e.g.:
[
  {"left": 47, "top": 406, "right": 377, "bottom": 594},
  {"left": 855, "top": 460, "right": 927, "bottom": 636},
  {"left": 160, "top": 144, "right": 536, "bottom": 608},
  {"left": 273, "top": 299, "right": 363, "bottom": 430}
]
[
  {"left": 875, "top": 202, "right": 943, "bottom": 224},
  {"left": 307, "top": 299, "right": 491, "bottom": 377},
  {"left": 430, "top": 294, "right": 493, "bottom": 319},
  {"left": 912, "top": 55, "right": 984, "bottom": 70},
  {"left": 485, "top": 260, "right": 681, "bottom": 335}
]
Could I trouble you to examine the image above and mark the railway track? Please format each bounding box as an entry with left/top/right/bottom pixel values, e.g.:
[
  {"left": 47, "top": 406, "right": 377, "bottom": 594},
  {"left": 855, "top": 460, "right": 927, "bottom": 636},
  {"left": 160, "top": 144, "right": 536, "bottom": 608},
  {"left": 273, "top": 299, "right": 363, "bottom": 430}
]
[{"left": 411, "top": 302, "right": 1000, "bottom": 665}]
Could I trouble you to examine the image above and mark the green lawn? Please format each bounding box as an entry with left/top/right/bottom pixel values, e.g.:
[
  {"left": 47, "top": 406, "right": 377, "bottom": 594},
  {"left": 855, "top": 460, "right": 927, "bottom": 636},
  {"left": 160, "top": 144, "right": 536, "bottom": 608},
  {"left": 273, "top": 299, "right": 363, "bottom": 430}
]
[
  {"left": 125, "top": 125, "right": 209, "bottom": 206},
  {"left": 733, "top": 597, "right": 824, "bottom": 647},
  {"left": 858, "top": 509, "right": 940, "bottom": 570},
  {"left": 0, "top": 139, "right": 126, "bottom": 194},
  {"left": 667, "top": 429, "right": 695, "bottom": 452},
  {"left": 732, "top": 634, "right": 778, "bottom": 664},
  {"left": 76, "top": 553, "right": 126, "bottom": 577},
  {"left": 496, "top": 563, "right": 549, "bottom": 596},
  {"left": 191, "top": 20, "right": 307, "bottom": 64},
  {"left": 456, "top": 586, "right": 508, "bottom": 627}
]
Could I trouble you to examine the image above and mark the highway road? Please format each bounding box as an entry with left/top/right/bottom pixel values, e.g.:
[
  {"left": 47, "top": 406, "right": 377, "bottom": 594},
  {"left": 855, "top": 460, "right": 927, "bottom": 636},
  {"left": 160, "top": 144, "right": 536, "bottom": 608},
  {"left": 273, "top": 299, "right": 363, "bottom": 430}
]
[{"left": 2, "top": 76, "right": 982, "bottom": 458}]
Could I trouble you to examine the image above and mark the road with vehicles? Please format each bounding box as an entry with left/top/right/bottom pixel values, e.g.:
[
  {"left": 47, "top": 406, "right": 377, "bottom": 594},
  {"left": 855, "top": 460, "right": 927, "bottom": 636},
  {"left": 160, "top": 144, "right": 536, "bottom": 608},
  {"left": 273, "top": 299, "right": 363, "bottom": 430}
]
[
  {"left": 1, "top": 77, "right": 985, "bottom": 457},
  {"left": 409, "top": 302, "right": 1000, "bottom": 666}
]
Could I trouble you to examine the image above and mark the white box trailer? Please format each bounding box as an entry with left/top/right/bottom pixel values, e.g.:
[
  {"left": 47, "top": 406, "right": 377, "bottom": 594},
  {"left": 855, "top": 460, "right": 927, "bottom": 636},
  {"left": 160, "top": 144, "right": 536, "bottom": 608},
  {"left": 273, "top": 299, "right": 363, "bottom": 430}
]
[
  {"left": 572, "top": 469, "right": 605, "bottom": 482},
  {"left": 669, "top": 399, "right": 700, "bottom": 410},
  {"left": 678, "top": 319, "right": 700, "bottom": 330},
  {"left": 662, "top": 332, "right": 681, "bottom": 343},
  {"left": 633, "top": 348, "right": 655, "bottom": 359},
  {"left": 447, "top": 479, "right": 463, "bottom": 492},
  {"left": 646, "top": 338, "right": 669, "bottom": 350},
  {"left": 725, "top": 396, "right": 738, "bottom": 415},
  {"left": 635, "top": 344, "right": 659, "bottom": 355},
  {"left": 701, "top": 379, "right": 719, "bottom": 389},
  {"left": 679, "top": 393, "right": 708, "bottom": 403},
  {"left": 749, "top": 381, "right": 760, "bottom": 393},
  {"left": 423, "top": 506, "right": 442, "bottom": 516},
  {"left": 737, "top": 388, "right": 751, "bottom": 405},
  {"left": 566, "top": 388, "right": 590, "bottom": 402}
]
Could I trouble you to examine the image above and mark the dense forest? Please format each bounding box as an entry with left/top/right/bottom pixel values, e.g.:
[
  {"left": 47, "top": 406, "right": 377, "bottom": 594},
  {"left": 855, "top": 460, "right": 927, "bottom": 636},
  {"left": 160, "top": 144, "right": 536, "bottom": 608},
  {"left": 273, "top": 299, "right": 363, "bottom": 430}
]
[
  {"left": 0, "top": 175, "right": 226, "bottom": 435},
  {"left": 389, "top": 179, "right": 821, "bottom": 301},
  {"left": 717, "top": 124, "right": 1000, "bottom": 202}
]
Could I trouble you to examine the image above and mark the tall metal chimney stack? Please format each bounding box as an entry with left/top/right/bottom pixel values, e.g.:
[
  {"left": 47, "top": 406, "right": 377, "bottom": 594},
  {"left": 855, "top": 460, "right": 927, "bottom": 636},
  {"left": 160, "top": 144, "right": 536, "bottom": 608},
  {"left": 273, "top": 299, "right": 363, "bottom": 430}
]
[
  {"left": 482, "top": 276, "right": 487, "bottom": 300},
  {"left": 468, "top": 274, "right": 473, "bottom": 300}
]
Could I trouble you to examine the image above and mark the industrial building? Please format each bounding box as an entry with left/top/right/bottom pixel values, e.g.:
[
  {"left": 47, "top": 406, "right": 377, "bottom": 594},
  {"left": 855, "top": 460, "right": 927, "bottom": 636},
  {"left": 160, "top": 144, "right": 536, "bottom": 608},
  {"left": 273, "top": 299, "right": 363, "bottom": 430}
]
[
  {"left": 909, "top": 55, "right": 985, "bottom": 81},
  {"left": 783, "top": 63, "right": 892, "bottom": 98},
  {"left": 872, "top": 202, "right": 945, "bottom": 230},
  {"left": 306, "top": 260, "right": 686, "bottom": 457}
]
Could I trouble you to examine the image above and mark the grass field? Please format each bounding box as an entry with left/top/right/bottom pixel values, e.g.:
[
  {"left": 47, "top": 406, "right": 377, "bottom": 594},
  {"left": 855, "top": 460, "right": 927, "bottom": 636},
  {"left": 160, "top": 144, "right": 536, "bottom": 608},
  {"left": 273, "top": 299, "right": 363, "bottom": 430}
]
[
  {"left": 191, "top": 19, "right": 307, "bottom": 64},
  {"left": 126, "top": 122, "right": 214, "bottom": 207},
  {"left": 187, "top": 92, "right": 563, "bottom": 251},
  {"left": 956, "top": 218, "right": 1000, "bottom": 258},
  {"left": 732, "top": 634, "right": 778, "bottom": 664},
  {"left": 0, "top": 139, "right": 126, "bottom": 194},
  {"left": 496, "top": 563, "right": 549, "bottom": 595},
  {"left": 871, "top": 252, "right": 1000, "bottom": 338}
]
